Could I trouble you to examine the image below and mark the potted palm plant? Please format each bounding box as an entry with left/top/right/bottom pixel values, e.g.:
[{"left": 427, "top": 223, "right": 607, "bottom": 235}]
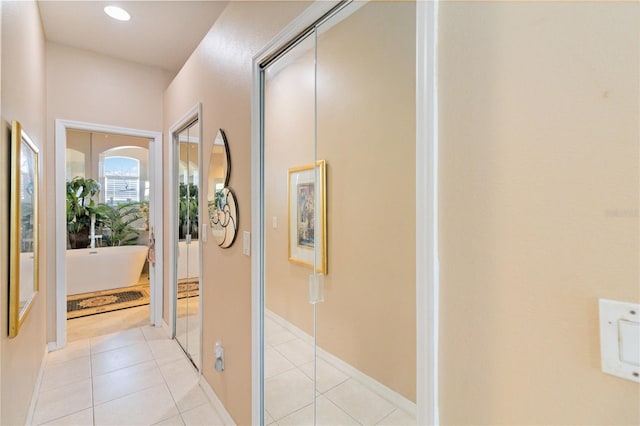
[
  {"left": 66, "top": 176, "right": 101, "bottom": 249},
  {"left": 179, "top": 183, "right": 198, "bottom": 240},
  {"left": 94, "top": 202, "right": 144, "bottom": 246}
]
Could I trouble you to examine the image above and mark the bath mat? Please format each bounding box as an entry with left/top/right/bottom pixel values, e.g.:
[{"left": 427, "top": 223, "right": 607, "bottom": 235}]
[
  {"left": 67, "top": 285, "right": 151, "bottom": 319},
  {"left": 67, "top": 279, "right": 200, "bottom": 319},
  {"left": 177, "top": 278, "right": 199, "bottom": 299}
]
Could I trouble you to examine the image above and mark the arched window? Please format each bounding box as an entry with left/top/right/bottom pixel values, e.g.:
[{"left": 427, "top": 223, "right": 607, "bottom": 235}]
[{"left": 103, "top": 156, "right": 140, "bottom": 205}]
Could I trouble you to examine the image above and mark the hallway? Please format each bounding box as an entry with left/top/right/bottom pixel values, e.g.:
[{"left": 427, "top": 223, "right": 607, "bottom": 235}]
[{"left": 32, "top": 325, "right": 224, "bottom": 425}]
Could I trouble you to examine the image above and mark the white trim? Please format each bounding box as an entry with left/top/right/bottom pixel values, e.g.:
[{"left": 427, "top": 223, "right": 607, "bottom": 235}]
[
  {"left": 199, "top": 376, "right": 237, "bottom": 425},
  {"left": 149, "top": 137, "right": 164, "bottom": 328},
  {"left": 25, "top": 345, "right": 48, "bottom": 426},
  {"left": 416, "top": 1, "right": 439, "bottom": 425},
  {"left": 53, "top": 119, "right": 163, "bottom": 350},
  {"left": 266, "top": 310, "right": 417, "bottom": 416},
  {"left": 250, "top": 50, "right": 263, "bottom": 426},
  {"left": 251, "top": 3, "right": 343, "bottom": 424},
  {"left": 167, "top": 104, "right": 203, "bottom": 371}
]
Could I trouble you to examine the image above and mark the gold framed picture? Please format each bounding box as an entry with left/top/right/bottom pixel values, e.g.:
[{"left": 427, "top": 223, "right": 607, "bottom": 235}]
[
  {"left": 9, "top": 120, "right": 40, "bottom": 338},
  {"left": 287, "top": 160, "right": 327, "bottom": 274}
]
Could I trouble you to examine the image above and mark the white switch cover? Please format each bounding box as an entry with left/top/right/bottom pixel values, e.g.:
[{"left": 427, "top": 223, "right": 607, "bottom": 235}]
[
  {"left": 272, "top": 216, "right": 278, "bottom": 229},
  {"left": 619, "top": 320, "right": 640, "bottom": 366},
  {"left": 599, "top": 299, "right": 640, "bottom": 382},
  {"left": 243, "top": 231, "right": 250, "bottom": 256}
]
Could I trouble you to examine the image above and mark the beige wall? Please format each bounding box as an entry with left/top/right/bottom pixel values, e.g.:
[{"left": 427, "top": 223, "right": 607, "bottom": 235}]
[
  {"left": 46, "top": 43, "right": 173, "bottom": 340},
  {"left": 0, "top": 1, "right": 47, "bottom": 424},
  {"left": 162, "top": 2, "right": 311, "bottom": 424},
  {"left": 438, "top": 1, "right": 639, "bottom": 424},
  {"left": 264, "top": 1, "right": 416, "bottom": 401}
]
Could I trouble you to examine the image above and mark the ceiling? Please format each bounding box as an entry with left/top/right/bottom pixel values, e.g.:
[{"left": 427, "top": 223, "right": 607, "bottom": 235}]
[{"left": 38, "top": 1, "right": 229, "bottom": 74}]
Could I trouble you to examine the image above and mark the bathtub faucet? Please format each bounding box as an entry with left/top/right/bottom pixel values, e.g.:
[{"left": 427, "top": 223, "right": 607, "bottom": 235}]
[{"left": 90, "top": 213, "right": 96, "bottom": 249}]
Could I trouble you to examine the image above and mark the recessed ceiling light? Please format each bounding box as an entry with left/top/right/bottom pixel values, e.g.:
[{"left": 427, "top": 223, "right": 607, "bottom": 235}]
[{"left": 104, "top": 6, "right": 131, "bottom": 22}]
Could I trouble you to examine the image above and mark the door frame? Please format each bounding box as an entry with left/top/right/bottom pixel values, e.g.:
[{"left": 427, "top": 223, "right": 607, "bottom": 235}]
[
  {"left": 250, "top": 0, "right": 439, "bottom": 424},
  {"left": 416, "top": 0, "right": 440, "bottom": 424},
  {"left": 53, "top": 119, "right": 164, "bottom": 350},
  {"left": 168, "top": 103, "right": 203, "bottom": 370}
]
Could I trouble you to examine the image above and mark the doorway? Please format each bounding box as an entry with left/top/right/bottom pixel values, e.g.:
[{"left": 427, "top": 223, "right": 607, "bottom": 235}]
[
  {"left": 257, "top": 2, "right": 418, "bottom": 424},
  {"left": 54, "top": 120, "right": 164, "bottom": 349},
  {"left": 169, "top": 105, "right": 203, "bottom": 370}
]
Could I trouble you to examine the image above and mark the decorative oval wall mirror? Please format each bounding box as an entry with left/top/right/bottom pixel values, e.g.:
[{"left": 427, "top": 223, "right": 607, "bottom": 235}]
[{"left": 208, "top": 129, "right": 238, "bottom": 248}]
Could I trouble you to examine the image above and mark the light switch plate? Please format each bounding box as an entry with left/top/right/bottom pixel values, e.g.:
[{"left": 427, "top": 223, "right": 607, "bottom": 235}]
[
  {"left": 243, "top": 231, "right": 250, "bottom": 256},
  {"left": 599, "top": 299, "right": 640, "bottom": 382}
]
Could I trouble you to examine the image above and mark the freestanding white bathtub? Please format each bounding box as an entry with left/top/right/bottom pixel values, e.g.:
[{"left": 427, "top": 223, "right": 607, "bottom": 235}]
[
  {"left": 177, "top": 240, "right": 199, "bottom": 280},
  {"left": 66, "top": 245, "right": 148, "bottom": 295}
]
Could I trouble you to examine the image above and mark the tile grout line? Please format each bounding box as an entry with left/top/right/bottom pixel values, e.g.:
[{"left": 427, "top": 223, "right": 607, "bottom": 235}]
[
  {"left": 320, "top": 392, "right": 364, "bottom": 426},
  {"left": 265, "top": 325, "right": 413, "bottom": 425},
  {"left": 145, "top": 326, "right": 190, "bottom": 425},
  {"left": 374, "top": 408, "right": 400, "bottom": 426},
  {"left": 89, "top": 335, "right": 96, "bottom": 426},
  {"left": 142, "top": 326, "right": 180, "bottom": 425}
]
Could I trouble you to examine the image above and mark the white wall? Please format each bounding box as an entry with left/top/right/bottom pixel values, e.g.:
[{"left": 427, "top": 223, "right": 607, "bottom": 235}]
[{"left": 45, "top": 42, "right": 173, "bottom": 341}]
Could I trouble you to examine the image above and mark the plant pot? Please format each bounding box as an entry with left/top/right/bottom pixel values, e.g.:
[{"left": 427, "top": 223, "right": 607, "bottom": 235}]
[{"left": 68, "top": 228, "right": 90, "bottom": 249}]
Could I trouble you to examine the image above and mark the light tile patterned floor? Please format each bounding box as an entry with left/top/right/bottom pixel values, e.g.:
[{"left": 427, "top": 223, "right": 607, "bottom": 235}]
[
  {"left": 58, "top": 304, "right": 415, "bottom": 425},
  {"left": 33, "top": 326, "right": 226, "bottom": 426},
  {"left": 264, "top": 315, "right": 416, "bottom": 425}
]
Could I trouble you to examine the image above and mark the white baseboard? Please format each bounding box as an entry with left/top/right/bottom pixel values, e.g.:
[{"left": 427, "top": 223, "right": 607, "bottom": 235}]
[
  {"left": 266, "top": 310, "right": 417, "bottom": 417},
  {"left": 26, "top": 345, "right": 49, "bottom": 426},
  {"left": 199, "top": 376, "right": 236, "bottom": 426}
]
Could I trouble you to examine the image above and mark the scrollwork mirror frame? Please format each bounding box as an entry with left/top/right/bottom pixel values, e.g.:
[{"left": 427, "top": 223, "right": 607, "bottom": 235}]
[
  {"left": 218, "top": 129, "right": 231, "bottom": 187},
  {"left": 9, "top": 120, "right": 40, "bottom": 338},
  {"left": 208, "top": 129, "right": 238, "bottom": 248}
]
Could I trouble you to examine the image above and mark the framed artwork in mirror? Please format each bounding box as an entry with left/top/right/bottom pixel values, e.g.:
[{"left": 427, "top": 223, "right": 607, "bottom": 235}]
[
  {"left": 287, "top": 160, "right": 327, "bottom": 273},
  {"left": 9, "top": 120, "right": 40, "bottom": 338}
]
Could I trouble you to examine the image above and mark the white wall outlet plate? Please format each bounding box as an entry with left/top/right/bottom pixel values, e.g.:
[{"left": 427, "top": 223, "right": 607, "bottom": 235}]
[{"left": 599, "top": 299, "right": 640, "bottom": 383}]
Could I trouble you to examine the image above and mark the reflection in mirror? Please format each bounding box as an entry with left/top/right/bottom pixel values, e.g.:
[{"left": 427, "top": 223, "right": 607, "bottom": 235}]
[
  {"left": 209, "top": 187, "right": 238, "bottom": 248},
  {"left": 207, "top": 129, "right": 238, "bottom": 248},
  {"left": 174, "top": 118, "right": 201, "bottom": 369},
  {"left": 211, "top": 129, "right": 230, "bottom": 188},
  {"left": 9, "top": 120, "right": 39, "bottom": 338}
]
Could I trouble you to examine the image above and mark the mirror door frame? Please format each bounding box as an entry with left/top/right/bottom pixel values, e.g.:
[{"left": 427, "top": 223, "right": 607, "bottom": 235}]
[
  {"left": 53, "top": 119, "right": 164, "bottom": 350},
  {"left": 168, "top": 103, "right": 203, "bottom": 370},
  {"left": 250, "top": 0, "right": 438, "bottom": 424}
]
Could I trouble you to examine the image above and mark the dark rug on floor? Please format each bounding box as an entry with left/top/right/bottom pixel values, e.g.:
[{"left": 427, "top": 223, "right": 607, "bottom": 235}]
[
  {"left": 67, "top": 285, "right": 151, "bottom": 319},
  {"left": 177, "top": 279, "right": 199, "bottom": 299},
  {"left": 67, "top": 279, "right": 200, "bottom": 319}
]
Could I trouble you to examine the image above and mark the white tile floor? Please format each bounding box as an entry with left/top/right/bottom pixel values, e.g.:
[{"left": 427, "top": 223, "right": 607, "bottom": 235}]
[
  {"left": 57, "top": 303, "right": 415, "bottom": 425},
  {"left": 264, "top": 316, "right": 416, "bottom": 425},
  {"left": 33, "top": 325, "right": 227, "bottom": 426}
]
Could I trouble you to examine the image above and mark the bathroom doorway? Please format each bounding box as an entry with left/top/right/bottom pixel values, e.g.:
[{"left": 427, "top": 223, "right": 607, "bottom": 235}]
[
  {"left": 54, "top": 120, "right": 164, "bottom": 348},
  {"left": 65, "top": 130, "right": 152, "bottom": 340}
]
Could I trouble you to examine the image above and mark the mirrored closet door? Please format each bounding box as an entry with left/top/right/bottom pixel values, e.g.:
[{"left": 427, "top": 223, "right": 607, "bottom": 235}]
[
  {"left": 261, "top": 2, "right": 417, "bottom": 424},
  {"left": 174, "top": 118, "right": 201, "bottom": 369}
]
